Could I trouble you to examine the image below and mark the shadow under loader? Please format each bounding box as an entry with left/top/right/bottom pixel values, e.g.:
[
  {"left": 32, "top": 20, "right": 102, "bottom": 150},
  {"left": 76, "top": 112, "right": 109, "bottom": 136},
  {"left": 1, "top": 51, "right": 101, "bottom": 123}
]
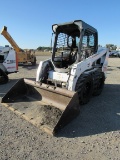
[{"left": 1, "top": 78, "right": 80, "bottom": 136}]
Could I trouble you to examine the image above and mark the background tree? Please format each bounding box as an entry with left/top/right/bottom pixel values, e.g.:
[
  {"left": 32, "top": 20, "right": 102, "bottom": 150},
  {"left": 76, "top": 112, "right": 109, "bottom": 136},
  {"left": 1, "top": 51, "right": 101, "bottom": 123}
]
[
  {"left": 37, "top": 46, "right": 42, "bottom": 51},
  {"left": 37, "top": 46, "right": 52, "bottom": 51}
]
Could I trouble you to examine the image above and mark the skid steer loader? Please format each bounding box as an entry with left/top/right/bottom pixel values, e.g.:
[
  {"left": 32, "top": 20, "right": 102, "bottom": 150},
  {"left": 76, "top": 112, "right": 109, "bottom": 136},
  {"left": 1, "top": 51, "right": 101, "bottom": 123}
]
[
  {"left": 1, "top": 20, "right": 109, "bottom": 135},
  {"left": 0, "top": 46, "right": 18, "bottom": 84}
]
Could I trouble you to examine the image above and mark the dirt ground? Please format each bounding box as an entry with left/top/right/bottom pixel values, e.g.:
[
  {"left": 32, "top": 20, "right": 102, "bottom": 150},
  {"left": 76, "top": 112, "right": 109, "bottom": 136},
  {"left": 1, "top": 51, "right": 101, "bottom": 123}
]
[{"left": 0, "top": 56, "right": 120, "bottom": 160}]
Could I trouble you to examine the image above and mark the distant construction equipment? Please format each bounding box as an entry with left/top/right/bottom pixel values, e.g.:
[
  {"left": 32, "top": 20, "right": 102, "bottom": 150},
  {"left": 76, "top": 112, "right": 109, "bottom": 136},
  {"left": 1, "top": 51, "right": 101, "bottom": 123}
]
[{"left": 1, "top": 26, "right": 36, "bottom": 65}]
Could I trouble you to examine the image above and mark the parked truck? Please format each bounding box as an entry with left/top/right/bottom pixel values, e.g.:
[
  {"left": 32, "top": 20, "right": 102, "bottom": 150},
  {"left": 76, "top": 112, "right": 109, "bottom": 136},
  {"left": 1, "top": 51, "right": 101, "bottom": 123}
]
[{"left": 0, "top": 46, "right": 18, "bottom": 84}]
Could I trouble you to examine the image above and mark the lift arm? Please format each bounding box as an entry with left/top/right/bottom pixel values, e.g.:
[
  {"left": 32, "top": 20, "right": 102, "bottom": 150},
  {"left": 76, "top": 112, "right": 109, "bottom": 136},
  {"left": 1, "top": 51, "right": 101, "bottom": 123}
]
[{"left": 1, "top": 26, "right": 22, "bottom": 52}]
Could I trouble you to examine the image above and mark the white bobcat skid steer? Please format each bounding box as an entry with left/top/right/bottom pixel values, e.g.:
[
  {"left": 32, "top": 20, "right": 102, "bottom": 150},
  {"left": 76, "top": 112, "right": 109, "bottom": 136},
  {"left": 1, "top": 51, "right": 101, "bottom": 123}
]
[
  {"left": 0, "top": 46, "right": 18, "bottom": 84},
  {"left": 36, "top": 20, "right": 109, "bottom": 104},
  {"left": 1, "top": 20, "right": 109, "bottom": 135}
]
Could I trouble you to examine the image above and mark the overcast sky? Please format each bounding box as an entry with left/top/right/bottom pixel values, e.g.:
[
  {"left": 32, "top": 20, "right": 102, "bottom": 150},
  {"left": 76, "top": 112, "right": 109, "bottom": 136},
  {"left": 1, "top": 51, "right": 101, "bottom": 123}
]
[{"left": 0, "top": 0, "right": 119, "bottom": 49}]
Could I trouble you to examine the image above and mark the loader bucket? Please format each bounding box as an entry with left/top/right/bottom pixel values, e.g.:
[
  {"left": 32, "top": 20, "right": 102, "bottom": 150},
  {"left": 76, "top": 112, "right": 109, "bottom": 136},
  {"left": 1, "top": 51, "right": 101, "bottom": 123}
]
[{"left": 1, "top": 78, "right": 80, "bottom": 135}]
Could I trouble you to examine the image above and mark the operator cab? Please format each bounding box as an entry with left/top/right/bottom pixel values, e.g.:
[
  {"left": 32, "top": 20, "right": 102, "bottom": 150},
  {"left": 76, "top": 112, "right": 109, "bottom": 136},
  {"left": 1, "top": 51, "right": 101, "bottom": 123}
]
[
  {"left": 52, "top": 20, "right": 98, "bottom": 70},
  {"left": 53, "top": 37, "right": 78, "bottom": 68}
]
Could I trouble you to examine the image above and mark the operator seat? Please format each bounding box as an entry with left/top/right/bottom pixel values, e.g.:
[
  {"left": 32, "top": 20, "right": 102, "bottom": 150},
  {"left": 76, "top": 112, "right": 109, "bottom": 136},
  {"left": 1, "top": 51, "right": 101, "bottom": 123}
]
[{"left": 68, "top": 48, "right": 78, "bottom": 65}]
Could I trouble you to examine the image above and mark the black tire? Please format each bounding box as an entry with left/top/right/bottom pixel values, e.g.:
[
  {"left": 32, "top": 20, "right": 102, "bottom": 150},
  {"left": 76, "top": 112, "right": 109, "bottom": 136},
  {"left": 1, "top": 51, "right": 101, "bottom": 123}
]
[
  {"left": 0, "top": 69, "right": 9, "bottom": 85},
  {"left": 75, "top": 74, "right": 93, "bottom": 105},
  {"left": 92, "top": 71, "right": 105, "bottom": 96},
  {"left": 31, "top": 57, "right": 36, "bottom": 66}
]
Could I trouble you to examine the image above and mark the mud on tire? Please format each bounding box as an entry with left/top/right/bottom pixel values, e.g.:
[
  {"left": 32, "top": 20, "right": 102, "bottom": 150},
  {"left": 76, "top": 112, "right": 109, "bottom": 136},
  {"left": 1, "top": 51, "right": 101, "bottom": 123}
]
[
  {"left": 75, "top": 73, "right": 93, "bottom": 105},
  {"left": 92, "top": 71, "right": 105, "bottom": 96}
]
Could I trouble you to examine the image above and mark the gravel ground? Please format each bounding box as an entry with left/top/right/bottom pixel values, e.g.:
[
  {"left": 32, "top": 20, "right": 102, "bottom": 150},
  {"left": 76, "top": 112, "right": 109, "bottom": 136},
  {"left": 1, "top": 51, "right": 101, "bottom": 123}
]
[{"left": 0, "top": 56, "right": 120, "bottom": 160}]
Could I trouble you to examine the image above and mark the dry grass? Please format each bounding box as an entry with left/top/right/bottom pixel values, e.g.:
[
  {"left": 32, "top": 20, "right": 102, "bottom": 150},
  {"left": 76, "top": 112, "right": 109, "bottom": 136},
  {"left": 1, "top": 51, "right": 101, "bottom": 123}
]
[{"left": 35, "top": 51, "right": 51, "bottom": 56}]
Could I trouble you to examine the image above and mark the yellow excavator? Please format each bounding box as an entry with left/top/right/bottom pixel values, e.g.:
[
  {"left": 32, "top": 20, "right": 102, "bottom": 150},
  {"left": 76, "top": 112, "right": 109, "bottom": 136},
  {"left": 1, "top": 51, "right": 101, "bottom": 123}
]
[{"left": 1, "top": 26, "right": 36, "bottom": 65}]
